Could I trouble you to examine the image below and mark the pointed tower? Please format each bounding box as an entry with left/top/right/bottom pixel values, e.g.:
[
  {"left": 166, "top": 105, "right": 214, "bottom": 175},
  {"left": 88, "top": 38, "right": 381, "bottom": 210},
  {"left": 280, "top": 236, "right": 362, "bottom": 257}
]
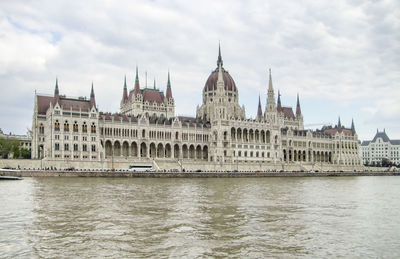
[
  {"left": 54, "top": 78, "right": 60, "bottom": 104},
  {"left": 134, "top": 66, "right": 140, "bottom": 95},
  {"left": 277, "top": 90, "right": 282, "bottom": 112},
  {"left": 217, "top": 42, "right": 223, "bottom": 67},
  {"left": 165, "top": 71, "right": 175, "bottom": 119},
  {"left": 338, "top": 116, "right": 342, "bottom": 128},
  {"left": 166, "top": 71, "right": 172, "bottom": 99},
  {"left": 296, "top": 93, "right": 302, "bottom": 117},
  {"left": 351, "top": 118, "right": 356, "bottom": 135},
  {"left": 266, "top": 69, "right": 276, "bottom": 111},
  {"left": 257, "top": 94, "right": 263, "bottom": 120},
  {"left": 90, "top": 82, "right": 96, "bottom": 109},
  {"left": 122, "top": 75, "right": 128, "bottom": 102},
  {"left": 153, "top": 78, "right": 156, "bottom": 90}
]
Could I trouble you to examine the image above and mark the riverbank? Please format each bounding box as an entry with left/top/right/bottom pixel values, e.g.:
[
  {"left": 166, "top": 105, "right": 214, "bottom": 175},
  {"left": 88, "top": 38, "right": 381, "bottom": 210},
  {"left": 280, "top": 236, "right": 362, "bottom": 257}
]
[{"left": 0, "top": 169, "right": 398, "bottom": 178}]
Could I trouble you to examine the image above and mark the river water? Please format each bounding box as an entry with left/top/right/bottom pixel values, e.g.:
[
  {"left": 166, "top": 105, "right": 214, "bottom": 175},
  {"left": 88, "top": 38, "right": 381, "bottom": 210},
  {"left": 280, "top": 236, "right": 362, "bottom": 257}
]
[{"left": 1, "top": 176, "right": 399, "bottom": 258}]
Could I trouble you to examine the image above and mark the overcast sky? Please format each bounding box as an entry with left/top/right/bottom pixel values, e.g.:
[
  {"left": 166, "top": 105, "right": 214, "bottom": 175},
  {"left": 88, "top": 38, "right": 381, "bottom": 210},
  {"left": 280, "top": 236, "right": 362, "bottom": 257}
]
[{"left": 0, "top": 0, "right": 399, "bottom": 141}]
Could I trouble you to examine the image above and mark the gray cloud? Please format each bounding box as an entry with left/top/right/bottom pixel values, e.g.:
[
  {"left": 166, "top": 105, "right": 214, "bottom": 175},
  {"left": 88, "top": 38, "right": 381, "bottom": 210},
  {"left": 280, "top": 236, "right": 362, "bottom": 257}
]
[{"left": 0, "top": 0, "right": 399, "bottom": 140}]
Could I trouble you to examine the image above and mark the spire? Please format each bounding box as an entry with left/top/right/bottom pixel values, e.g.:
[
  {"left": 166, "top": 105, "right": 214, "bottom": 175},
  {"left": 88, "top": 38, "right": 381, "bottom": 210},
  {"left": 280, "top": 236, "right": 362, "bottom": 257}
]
[
  {"left": 90, "top": 82, "right": 96, "bottom": 108},
  {"left": 54, "top": 78, "right": 59, "bottom": 96},
  {"left": 134, "top": 66, "right": 140, "bottom": 94},
  {"left": 351, "top": 118, "right": 356, "bottom": 135},
  {"left": 166, "top": 71, "right": 172, "bottom": 99},
  {"left": 122, "top": 75, "right": 128, "bottom": 102},
  {"left": 338, "top": 116, "right": 342, "bottom": 128},
  {"left": 216, "top": 58, "right": 224, "bottom": 90},
  {"left": 54, "top": 78, "right": 60, "bottom": 104},
  {"left": 277, "top": 90, "right": 282, "bottom": 112},
  {"left": 266, "top": 68, "right": 276, "bottom": 111},
  {"left": 153, "top": 78, "right": 156, "bottom": 89},
  {"left": 257, "top": 94, "right": 263, "bottom": 119},
  {"left": 296, "top": 93, "right": 302, "bottom": 116},
  {"left": 217, "top": 42, "right": 223, "bottom": 67}
]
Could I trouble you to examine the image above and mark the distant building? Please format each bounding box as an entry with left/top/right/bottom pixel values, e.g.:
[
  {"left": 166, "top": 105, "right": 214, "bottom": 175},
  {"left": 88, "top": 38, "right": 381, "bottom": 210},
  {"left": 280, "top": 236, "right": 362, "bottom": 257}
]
[
  {"left": 0, "top": 128, "right": 32, "bottom": 158},
  {"left": 361, "top": 130, "right": 400, "bottom": 165}
]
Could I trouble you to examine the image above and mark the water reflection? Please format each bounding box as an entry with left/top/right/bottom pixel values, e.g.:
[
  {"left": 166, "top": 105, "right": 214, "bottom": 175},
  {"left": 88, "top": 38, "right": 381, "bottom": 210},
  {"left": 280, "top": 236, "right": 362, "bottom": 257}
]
[{"left": 1, "top": 177, "right": 399, "bottom": 258}]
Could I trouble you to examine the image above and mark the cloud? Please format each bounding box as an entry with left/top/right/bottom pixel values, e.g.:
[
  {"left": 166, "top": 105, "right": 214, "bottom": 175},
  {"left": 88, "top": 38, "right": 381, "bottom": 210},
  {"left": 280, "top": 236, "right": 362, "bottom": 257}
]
[{"left": 0, "top": 0, "right": 399, "bottom": 140}]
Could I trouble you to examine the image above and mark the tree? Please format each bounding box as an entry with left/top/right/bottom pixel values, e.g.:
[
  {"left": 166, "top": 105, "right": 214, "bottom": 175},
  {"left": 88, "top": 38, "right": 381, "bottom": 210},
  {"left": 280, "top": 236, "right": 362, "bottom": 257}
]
[
  {"left": 20, "top": 148, "right": 31, "bottom": 159},
  {"left": 0, "top": 136, "right": 23, "bottom": 158}
]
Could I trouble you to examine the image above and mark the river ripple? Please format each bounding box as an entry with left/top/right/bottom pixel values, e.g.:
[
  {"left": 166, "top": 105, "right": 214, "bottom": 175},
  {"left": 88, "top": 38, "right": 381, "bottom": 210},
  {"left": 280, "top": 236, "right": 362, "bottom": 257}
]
[{"left": 1, "top": 177, "right": 399, "bottom": 258}]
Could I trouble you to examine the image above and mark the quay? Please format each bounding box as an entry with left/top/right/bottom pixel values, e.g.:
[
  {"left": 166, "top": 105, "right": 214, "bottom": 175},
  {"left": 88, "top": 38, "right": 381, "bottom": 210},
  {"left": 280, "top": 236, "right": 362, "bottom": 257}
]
[{"left": 0, "top": 170, "right": 398, "bottom": 178}]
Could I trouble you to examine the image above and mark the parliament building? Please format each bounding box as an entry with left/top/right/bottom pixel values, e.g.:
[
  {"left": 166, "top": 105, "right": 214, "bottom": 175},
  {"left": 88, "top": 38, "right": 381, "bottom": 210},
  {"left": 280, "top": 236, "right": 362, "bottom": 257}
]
[{"left": 31, "top": 47, "right": 363, "bottom": 171}]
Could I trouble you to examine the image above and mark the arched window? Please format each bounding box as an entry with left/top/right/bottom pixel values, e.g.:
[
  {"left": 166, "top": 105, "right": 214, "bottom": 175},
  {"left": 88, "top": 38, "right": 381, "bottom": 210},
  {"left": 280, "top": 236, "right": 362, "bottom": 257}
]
[
  {"left": 73, "top": 121, "right": 78, "bottom": 132},
  {"left": 54, "top": 120, "right": 60, "bottom": 131},
  {"left": 91, "top": 122, "right": 96, "bottom": 133},
  {"left": 63, "top": 121, "right": 69, "bottom": 132},
  {"left": 82, "top": 122, "right": 87, "bottom": 133},
  {"left": 39, "top": 123, "right": 44, "bottom": 134}
]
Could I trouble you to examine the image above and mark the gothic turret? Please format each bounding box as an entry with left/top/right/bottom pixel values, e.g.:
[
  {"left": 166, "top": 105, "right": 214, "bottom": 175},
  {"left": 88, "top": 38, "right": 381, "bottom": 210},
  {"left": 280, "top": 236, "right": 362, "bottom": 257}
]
[
  {"left": 338, "top": 116, "right": 342, "bottom": 128},
  {"left": 134, "top": 66, "right": 140, "bottom": 95},
  {"left": 90, "top": 82, "right": 96, "bottom": 108},
  {"left": 217, "top": 42, "right": 223, "bottom": 67},
  {"left": 266, "top": 69, "right": 276, "bottom": 111},
  {"left": 296, "top": 93, "right": 302, "bottom": 117},
  {"left": 54, "top": 78, "right": 60, "bottom": 104},
  {"left": 122, "top": 75, "right": 128, "bottom": 102},
  {"left": 166, "top": 71, "right": 172, "bottom": 99},
  {"left": 351, "top": 118, "right": 356, "bottom": 135},
  {"left": 257, "top": 94, "right": 263, "bottom": 120},
  {"left": 277, "top": 90, "right": 282, "bottom": 112}
]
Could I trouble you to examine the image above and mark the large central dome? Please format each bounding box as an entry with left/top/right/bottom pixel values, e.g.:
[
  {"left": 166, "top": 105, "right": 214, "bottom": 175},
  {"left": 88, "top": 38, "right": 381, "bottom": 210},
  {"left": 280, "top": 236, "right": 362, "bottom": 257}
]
[
  {"left": 203, "top": 67, "right": 237, "bottom": 92},
  {"left": 203, "top": 45, "right": 237, "bottom": 93}
]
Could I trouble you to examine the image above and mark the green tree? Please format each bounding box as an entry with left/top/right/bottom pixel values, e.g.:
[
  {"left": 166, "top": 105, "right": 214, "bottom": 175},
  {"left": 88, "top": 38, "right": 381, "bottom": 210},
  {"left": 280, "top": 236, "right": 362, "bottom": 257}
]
[{"left": 0, "top": 136, "right": 22, "bottom": 158}]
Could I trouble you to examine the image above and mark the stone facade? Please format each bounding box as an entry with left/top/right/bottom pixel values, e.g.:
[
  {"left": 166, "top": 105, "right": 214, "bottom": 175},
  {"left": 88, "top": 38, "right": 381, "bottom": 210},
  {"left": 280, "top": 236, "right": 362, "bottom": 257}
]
[{"left": 31, "top": 47, "right": 363, "bottom": 170}]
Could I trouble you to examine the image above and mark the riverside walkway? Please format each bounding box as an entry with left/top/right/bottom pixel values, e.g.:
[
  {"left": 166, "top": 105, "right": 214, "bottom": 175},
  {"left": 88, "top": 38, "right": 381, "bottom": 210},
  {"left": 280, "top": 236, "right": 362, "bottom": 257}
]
[{"left": 0, "top": 169, "right": 398, "bottom": 178}]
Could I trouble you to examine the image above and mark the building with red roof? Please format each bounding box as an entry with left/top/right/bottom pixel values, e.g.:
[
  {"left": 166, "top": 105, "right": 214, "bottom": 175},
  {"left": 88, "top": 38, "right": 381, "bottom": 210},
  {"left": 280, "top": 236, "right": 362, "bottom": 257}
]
[{"left": 31, "top": 45, "right": 362, "bottom": 171}]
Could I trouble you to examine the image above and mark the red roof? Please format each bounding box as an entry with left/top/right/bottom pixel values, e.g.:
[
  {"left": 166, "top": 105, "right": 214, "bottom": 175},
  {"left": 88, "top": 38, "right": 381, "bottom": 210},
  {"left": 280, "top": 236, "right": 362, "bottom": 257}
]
[
  {"left": 58, "top": 98, "right": 90, "bottom": 111},
  {"left": 282, "top": 107, "right": 295, "bottom": 119},
  {"left": 37, "top": 95, "right": 90, "bottom": 114},
  {"left": 324, "top": 128, "right": 353, "bottom": 136},
  {"left": 204, "top": 68, "right": 237, "bottom": 92},
  {"left": 37, "top": 95, "right": 54, "bottom": 114},
  {"left": 143, "top": 89, "right": 165, "bottom": 103}
]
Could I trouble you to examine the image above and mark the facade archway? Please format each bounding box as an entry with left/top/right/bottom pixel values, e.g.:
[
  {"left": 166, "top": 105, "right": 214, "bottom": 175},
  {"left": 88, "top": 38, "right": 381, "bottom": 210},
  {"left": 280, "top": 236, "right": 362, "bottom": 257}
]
[
  {"left": 140, "top": 142, "right": 147, "bottom": 157},
  {"left": 131, "top": 142, "right": 138, "bottom": 157},
  {"left": 174, "top": 144, "right": 180, "bottom": 159},
  {"left": 105, "top": 140, "right": 112, "bottom": 157},
  {"left": 157, "top": 143, "right": 164, "bottom": 158},
  {"left": 150, "top": 143, "right": 156, "bottom": 158},
  {"left": 165, "top": 143, "right": 171, "bottom": 158},
  {"left": 122, "top": 141, "right": 129, "bottom": 157},
  {"left": 114, "top": 141, "right": 121, "bottom": 156}
]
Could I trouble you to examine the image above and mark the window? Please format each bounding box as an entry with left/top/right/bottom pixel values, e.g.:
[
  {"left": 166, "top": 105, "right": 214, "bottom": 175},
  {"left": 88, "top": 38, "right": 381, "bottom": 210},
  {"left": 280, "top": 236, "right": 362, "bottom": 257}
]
[
  {"left": 39, "top": 124, "right": 44, "bottom": 134},
  {"left": 73, "top": 122, "right": 78, "bottom": 132},
  {"left": 91, "top": 123, "right": 96, "bottom": 133},
  {"left": 82, "top": 122, "right": 87, "bottom": 133},
  {"left": 64, "top": 135, "right": 69, "bottom": 140},
  {"left": 54, "top": 120, "right": 60, "bottom": 131},
  {"left": 83, "top": 144, "right": 87, "bottom": 152},
  {"left": 73, "top": 136, "right": 78, "bottom": 141},
  {"left": 91, "top": 145, "right": 96, "bottom": 152},
  {"left": 91, "top": 137, "right": 96, "bottom": 141},
  {"left": 55, "top": 135, "right": 60, "bottom": 140},
  {"left": 64, "top": 143, "right": 69, "bottom": 151},
  {"left": 64, "top": 121, "right": 69, "bottom": 132},
  {"left": 73, "top": 144, "right": 78, "bottom": 151},
  {"left": 55, "top": 143, "right": 60, "bottom": 151}
]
